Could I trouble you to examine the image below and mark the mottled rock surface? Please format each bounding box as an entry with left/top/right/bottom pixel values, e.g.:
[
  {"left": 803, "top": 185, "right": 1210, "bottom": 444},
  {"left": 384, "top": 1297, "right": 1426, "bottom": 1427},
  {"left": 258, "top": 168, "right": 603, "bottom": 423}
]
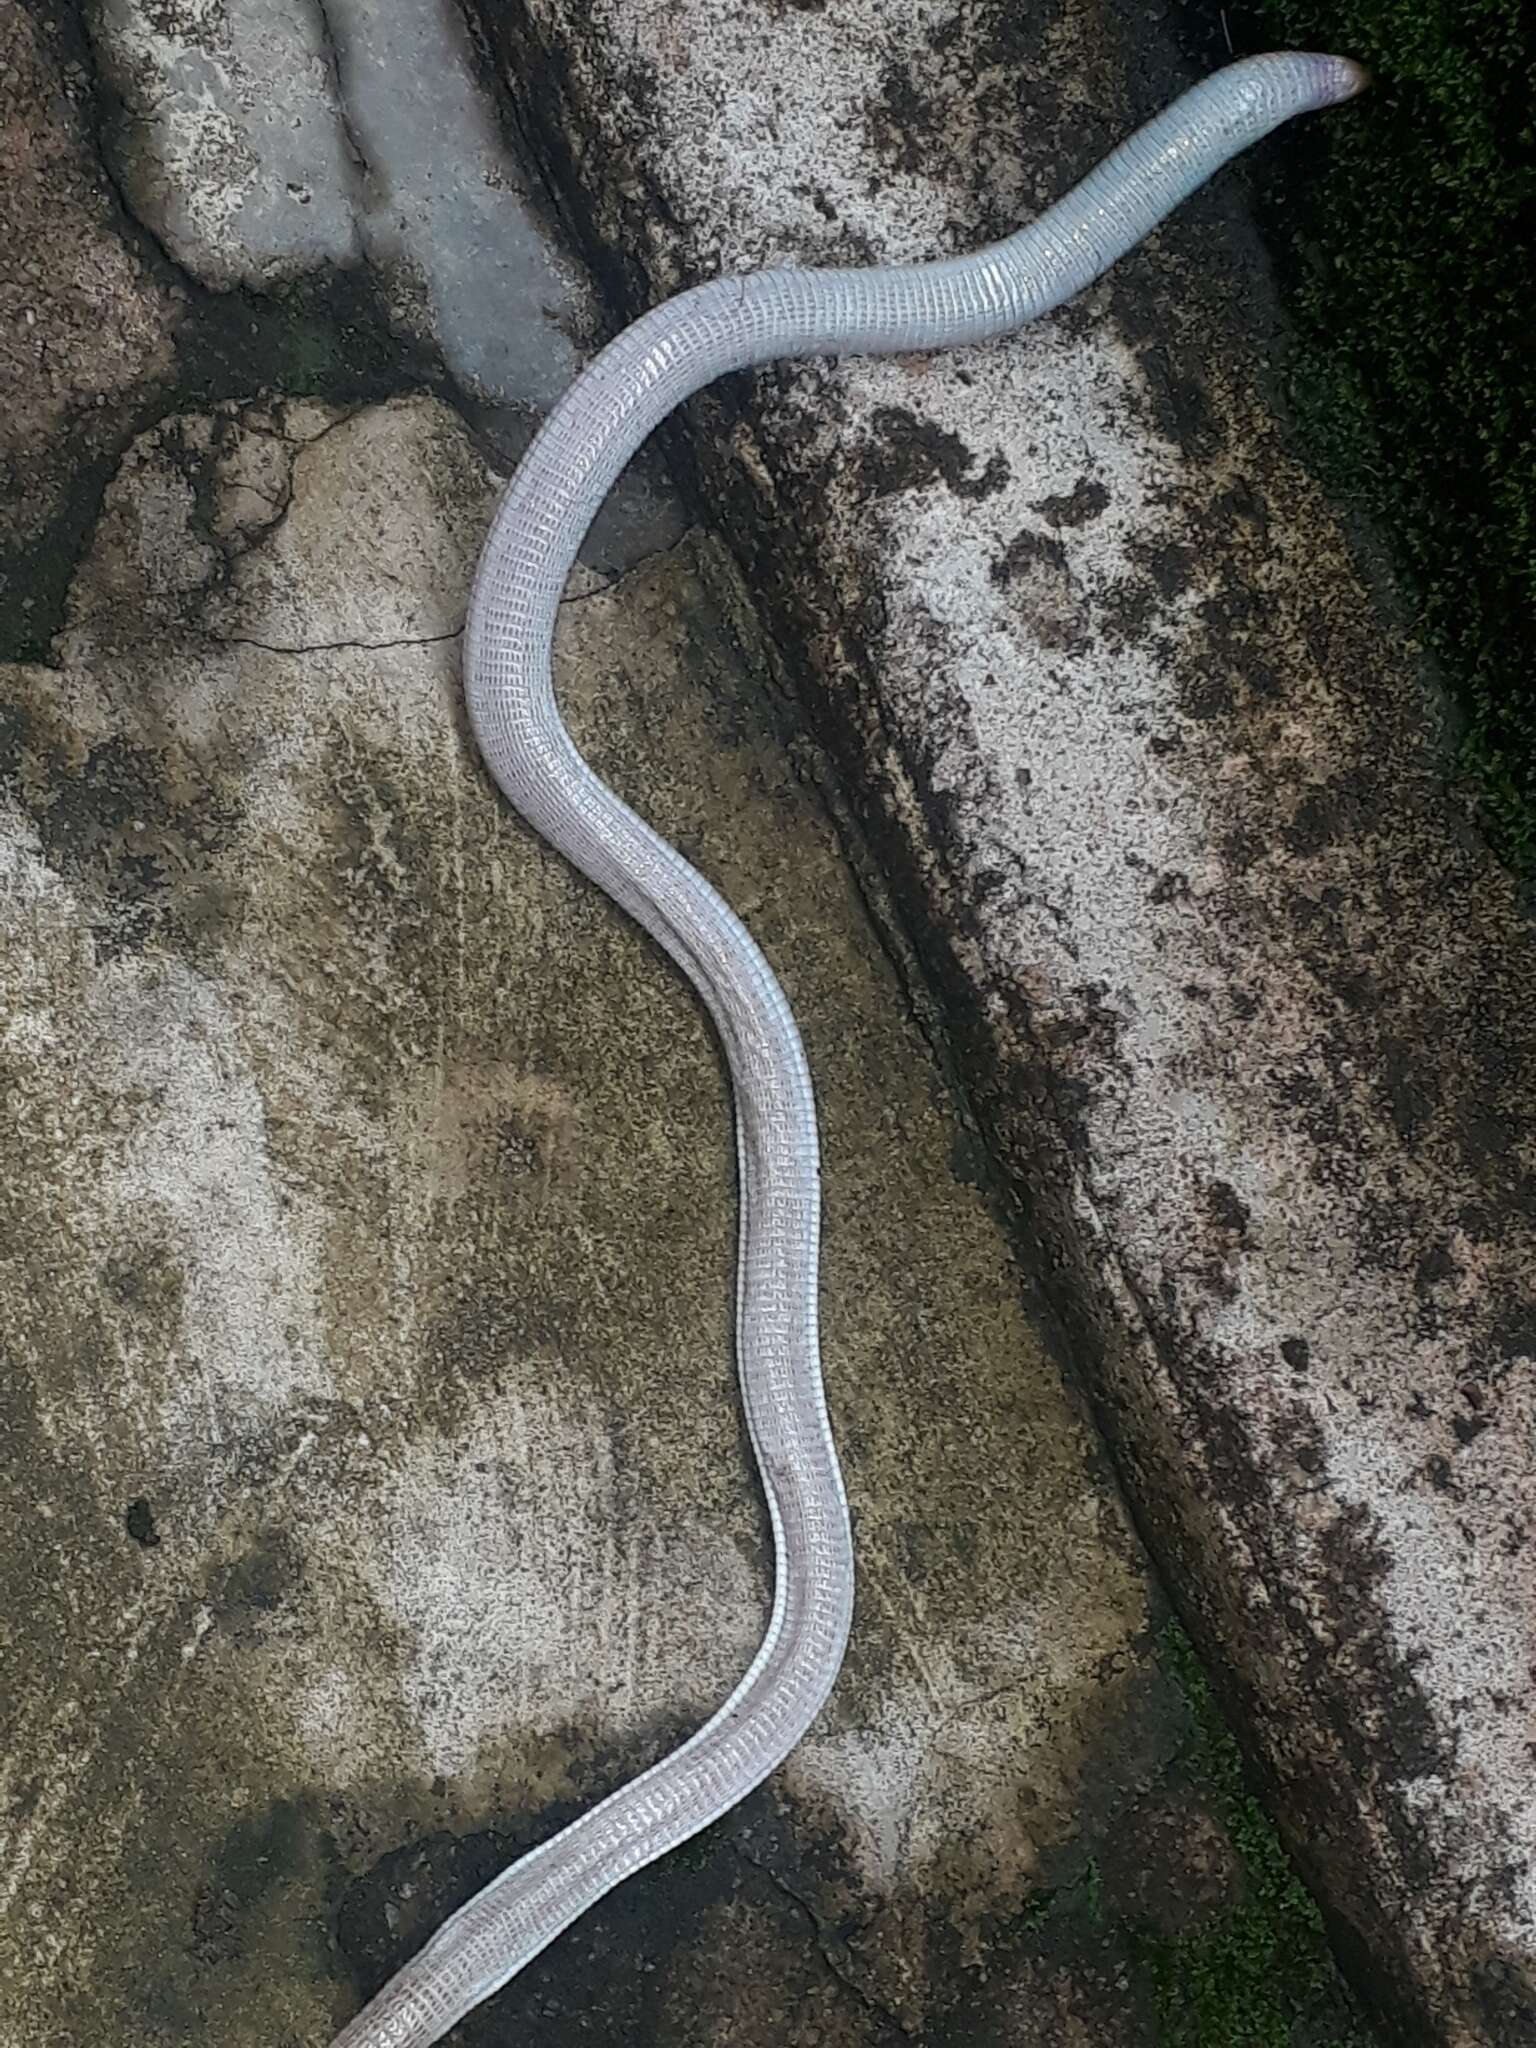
[
  {"left": 0, "top": 1, "right": 178, "bottom": 592},
  {"left": 86, "top": 0, "right": 595, "bottom": 406},
  {"left": 2, "top": 384, "right": 1339, "bottom": 2044},
  {"left": 467, "top": 2, "right": 1536, "bottom": 2041},
  {"left": 88, "top": 0, "right": 362, "bottom": 288}
]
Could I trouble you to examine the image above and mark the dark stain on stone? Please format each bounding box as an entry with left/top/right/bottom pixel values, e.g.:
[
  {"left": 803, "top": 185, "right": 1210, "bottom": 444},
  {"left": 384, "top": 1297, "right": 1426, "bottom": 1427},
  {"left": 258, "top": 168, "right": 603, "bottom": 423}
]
[
  {"left": 854, "top": 406, "right": 1009, "bottom": 504},
  {"left": 1113, "top": 289, "right": 1226, "bottom": 456},
  {"left": 1472, "top": 1952, "right": 1536, "bottom": 2041},
  {"left": 863, "top": 56, "right": 937, "bottom": 177},
  {"left": 0, "top": 698, "right": 26, "bottom": 782},
  {"left": 223, "top": 1533, "right": 300, "bottom": 1612},
  {"left": 124, "top": 1498, "right": 161, "bottom": 1548},
  {"left": 0, "top": 688, "right": 243, "bottom": 957},
  {"left": 944, "top": 1908, "right": 1159, "bottom": 2045},
  {"left": 1181, "top": 663, "right": 1237, "bottom": 725},
  {"left": 324, "top": 1659, "right": 1239, "bottom": 2046},
  {"left": 1097, "top": 570, "right": 1163, "bottom": 650},
  {"left": 1424, "top": 1454, "right": 1456, "bottom": 1496},
  {"left": 856, "top": 9, "right": 1094, "bottom": 247},
  {"left": 1285, "top": 780, "right": 1367, "bottom": 858},
  {"left": 1269, "top": 1400, "right": 1327, "bottom": 1482},
  {"left": 1096, "top": 1775, "right": 1242, "bottom": 1939},
  {"left": 1042, "top": 983, "right": 1127, "bottom": 1072},
  {"left": 1144, "top": 539, "right": 1198, "bottom": 601},
  {"left": 1204, "top": 1181, "right": 1250, "bottom": 1241},
  {"left": 1491, "top": 1307, "right": 1536, "bottom": 1361},
  {"left": 1280, "top": 1336, "right": 1311, "bottom": 1372},
  {"left": 417, "top": 1288, "right": 559, "bottom": 1430},
  {"left": 332, "top": 1765, "right": 895, "bottom": 2047},
  {"left": 215, "top": 1528, "right": 308, "bottom": 1650},
  {"left": 216, "top": 1795, "right": 334, "bottom": 1916},
  {"left": 1269, "top": 1068, "right": 1348, "bottom": 1169},
  {"left": 1032, "top": 476, "right": 1109, "bottom": 528},
  {"left": 990, "top": 526, "right": 1082, "bottom": 650},
  {"left": 104, "top": 1242, "right": 186, "bottom": 1317},
  {"left": 1313, "top": 1504, "right": 1449, "bottom": 1796},
  {"left": 616, "top": 59, "right": 662, "bottom": 131},
  {"left": 1212, "top": 474, "right": 1271, "bottom": 541},
  {"left": 188, "top": 1878, "right": 242, "bottom": 1967},
  {"left": 1414, "top": 1238, "right": 1458, "bottom": 1294},
  {"left": 153, "top": 1790, "right": 346, "bottom": 1999},
  {"left": 989, "top": 525, "right": 1067, "bottom": 585}
]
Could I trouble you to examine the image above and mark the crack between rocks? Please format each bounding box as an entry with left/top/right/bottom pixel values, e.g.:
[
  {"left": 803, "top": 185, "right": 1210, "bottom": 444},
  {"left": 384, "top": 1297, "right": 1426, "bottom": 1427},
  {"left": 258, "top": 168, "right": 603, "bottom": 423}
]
[
  {"left": 69, "top": 5, "right": 209, "bottom": 299},
  {"left": 93, "top": 137, "right": 200, "bottom": 294},
  {"left": 310, "top": 0, "right": 375, "bottom": 250},
  {"left": 732, "top": 1845, "right": 913, "bottom": 2040},
  {"left": 207, "top": 628, "right": 463, "bottom": 655},
  {"left": 270, "top": 403, "right": 365, "bottom": 455},
  {"left": 556, "top": 580, "right": 618, "bottom": 608}
]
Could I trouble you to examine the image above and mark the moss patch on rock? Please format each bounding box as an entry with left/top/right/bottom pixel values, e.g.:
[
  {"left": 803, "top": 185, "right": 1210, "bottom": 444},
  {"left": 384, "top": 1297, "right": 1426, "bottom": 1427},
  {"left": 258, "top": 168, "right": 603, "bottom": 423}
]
[
  {"left": 1232, "top": 0, "right": 1536, "bottom": 868},
  {"left": 1137, "top": 1626, "right": 1374, "bottom": 2047}
]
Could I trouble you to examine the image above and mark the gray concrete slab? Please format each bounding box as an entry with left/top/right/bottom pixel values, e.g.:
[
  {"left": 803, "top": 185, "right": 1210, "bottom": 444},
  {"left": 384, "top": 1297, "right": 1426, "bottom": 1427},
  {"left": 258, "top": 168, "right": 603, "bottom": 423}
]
[{"left": 2, "top": 387, "right": 1295, "bottom": 2045}]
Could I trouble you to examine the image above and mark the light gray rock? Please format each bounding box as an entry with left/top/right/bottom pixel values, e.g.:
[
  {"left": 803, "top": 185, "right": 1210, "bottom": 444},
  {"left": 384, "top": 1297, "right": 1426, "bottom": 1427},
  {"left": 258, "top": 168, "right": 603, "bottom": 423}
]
[
  {"left": 89, "top": 0, "right": 363, "bottom": 288},
  {"left": 470, "top": 3, "right": 1536, "bottom": 2040},
  {"left": 86, "top": 0, "right": 594, "bottom": 408},
  {"left": 3, "top": 395, "right": 1237, "bottom": 2045}
]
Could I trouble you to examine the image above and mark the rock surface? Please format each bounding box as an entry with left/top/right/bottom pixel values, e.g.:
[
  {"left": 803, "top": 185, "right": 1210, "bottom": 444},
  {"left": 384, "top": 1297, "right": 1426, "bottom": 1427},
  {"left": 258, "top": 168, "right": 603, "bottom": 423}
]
[
  {"left": 86, "top": 0, "right": 595, "bottom": 406},
  {"left": 467, "top": 2, "right": 1536, "bottom": 2041},
  {"left": 0, "top": 387, "right": 1333, "bottom": 2044},
  {"left": 88, "top": 0, "right": 362, "bottom": 289},
  {"left": 0, "top": 1, "right": 178, "bottom": 608}
]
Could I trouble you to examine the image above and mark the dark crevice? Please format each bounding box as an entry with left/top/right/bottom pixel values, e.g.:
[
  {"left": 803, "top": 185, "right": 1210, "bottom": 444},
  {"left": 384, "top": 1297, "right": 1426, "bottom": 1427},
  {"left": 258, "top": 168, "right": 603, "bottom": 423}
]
[
  {"left": 309, "top": 0, "right": 377, "bottom": 235},
  {"left": 207, "top": 629, "right": 464, "bottom": 656},
  {"left": 732, "top": 1844, "right": 913, "bottom": 2041}
]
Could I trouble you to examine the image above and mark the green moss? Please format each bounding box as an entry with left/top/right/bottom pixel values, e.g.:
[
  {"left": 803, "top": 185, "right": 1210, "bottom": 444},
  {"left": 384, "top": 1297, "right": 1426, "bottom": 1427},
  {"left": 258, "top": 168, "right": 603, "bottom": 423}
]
[
  {"left": 173, "top": 269, "right": 439, "bottom": 410},
  {"left": 1234, "top": 0, "right": 1536, "bottom": 867},
  {"left": 1137, "top": 1624, "right": 1374, "bottom": 2047}
]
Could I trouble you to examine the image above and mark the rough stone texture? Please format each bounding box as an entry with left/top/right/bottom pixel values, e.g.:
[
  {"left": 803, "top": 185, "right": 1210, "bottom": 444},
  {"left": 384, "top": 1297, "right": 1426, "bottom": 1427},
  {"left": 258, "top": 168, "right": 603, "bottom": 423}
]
[
  {"left": 319, "top": 0, "right": 595, "bottom": 407},
  {"left": 469, "top": 1, "right": 1536, "bottom": 2040},
  {"left": 88, "top": 0, "right": 363, "bottom": 288},
  {"left": 0, "top": 395, "right": 1270, "bottom": 2044},
  {"left": 86, "top": 0, "right": 597, "bottom": 406},
  {"left": 0, "top": 0, "right": 178, "bottom": 590}
]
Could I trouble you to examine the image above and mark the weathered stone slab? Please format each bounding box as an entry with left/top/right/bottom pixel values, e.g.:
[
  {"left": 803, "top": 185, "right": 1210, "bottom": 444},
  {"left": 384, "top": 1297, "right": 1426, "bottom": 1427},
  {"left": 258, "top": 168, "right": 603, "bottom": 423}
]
[
  {"left": 86, "top": 0, "right": 594, "bottom": 408},
  {"left": 0, "top": 1, "right": 177, "bottom": 607},
  {"left": 3, "top": 395, "right": 1245, "bottom": 2045}
]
